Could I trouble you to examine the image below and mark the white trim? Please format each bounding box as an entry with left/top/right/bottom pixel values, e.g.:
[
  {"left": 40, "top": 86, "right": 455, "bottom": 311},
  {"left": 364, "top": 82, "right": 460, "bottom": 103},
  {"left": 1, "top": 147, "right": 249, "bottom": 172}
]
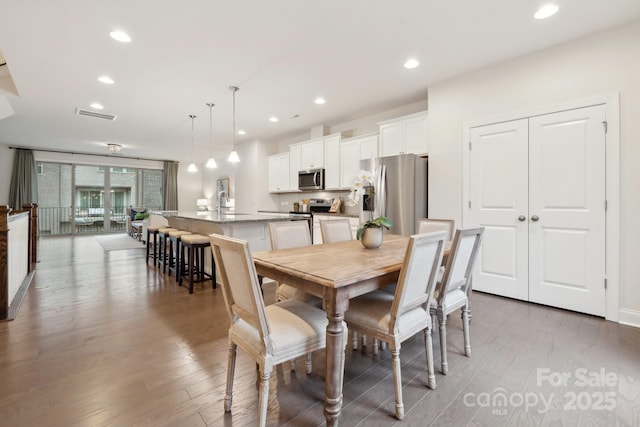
[
  {"left": 462, "top": 92, "right": 620, "bottom": 323},
  {"left": 619, "top": 309, "right": 640, "bottom": 329}
]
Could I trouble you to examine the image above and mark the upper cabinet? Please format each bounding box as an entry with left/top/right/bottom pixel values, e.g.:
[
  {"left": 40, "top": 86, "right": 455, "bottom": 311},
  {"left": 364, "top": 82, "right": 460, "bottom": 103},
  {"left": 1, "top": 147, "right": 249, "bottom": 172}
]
[
  {"left": 323, "top": 134, "right": 341, "bottom": 190},
  {"left": 289, "top": 144, "right": 301, "bottom": 191},
  {"left": 299, "top": 138, "right": 325, "bottom": 170},
  {"left": 339, "top": 134, "right": 378, "bottom": 189},
  {"left": 378, "top": 111, "right": 428, "bottom": 157},
  {"left": 267, "top": 152, "right": 290, "bottom": 193}
]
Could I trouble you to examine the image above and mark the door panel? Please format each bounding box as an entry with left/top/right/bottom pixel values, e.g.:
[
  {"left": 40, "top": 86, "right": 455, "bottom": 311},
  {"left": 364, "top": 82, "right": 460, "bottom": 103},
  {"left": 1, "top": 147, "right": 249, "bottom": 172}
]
[
  {"left": 469, "top": 119, "right": 529, "bottom": 300},
  {"left": 528, "top": 106, "right": 606, "bottom": 316}
]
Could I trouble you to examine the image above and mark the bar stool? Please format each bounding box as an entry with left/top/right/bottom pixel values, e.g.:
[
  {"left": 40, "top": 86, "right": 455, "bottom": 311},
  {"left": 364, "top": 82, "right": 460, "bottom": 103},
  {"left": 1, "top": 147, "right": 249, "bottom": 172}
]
[
  {"left": 168, "top": 230, "right": 192, "bottom": 281},
  {"left": 179, "top": 234, "right": 216, "bottom": 294},
  {"left": 157, "top": 227, "right": 177, "bottom": 273},
  {"left": 146, "top": 225, "right": 162, "bottom": 265}
]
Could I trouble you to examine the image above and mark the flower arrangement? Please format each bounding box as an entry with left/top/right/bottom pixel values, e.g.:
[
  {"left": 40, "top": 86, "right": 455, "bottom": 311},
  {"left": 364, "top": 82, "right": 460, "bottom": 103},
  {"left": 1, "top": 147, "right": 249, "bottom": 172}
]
[
  {"left": 356, "top": 216, "right": 393, "bottom": 240},
  {"left": 346, "top": 169, "right": 374, "bottom": 205}
]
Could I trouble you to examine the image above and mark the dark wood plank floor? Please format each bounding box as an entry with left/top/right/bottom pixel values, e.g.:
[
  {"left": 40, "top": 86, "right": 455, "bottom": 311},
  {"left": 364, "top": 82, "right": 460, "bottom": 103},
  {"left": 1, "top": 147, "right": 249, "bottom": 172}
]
[{"left": 1, "top": 235, "right": 639, "bottom": 426}]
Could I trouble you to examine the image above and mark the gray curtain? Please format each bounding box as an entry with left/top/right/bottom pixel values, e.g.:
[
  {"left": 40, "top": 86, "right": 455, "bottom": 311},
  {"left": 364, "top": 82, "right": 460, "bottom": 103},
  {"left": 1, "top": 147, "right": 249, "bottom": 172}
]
[
  {"left": 8, "top": 149, "right": 38, "bottom": 210},
  {"left": 163, "top": 161, "right": 179, "bottom": 210}
]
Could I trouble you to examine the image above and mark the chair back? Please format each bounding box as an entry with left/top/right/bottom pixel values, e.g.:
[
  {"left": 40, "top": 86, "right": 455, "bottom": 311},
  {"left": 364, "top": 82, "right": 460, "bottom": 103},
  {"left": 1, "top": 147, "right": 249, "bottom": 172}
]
[
  {"left": 417, "top": 218, "right": 455, "bottom": 241},
  {"left": 390, "top": 231, "right": 447, "bottom": 328},
  {"left": 268, "top": 221, "right": 311, "bottom": 249},
  {"left": 436, "top": 227, "right": 484, "bottom": 305},
  {"left": 209, "top": 234, "right": 272, "bottom": 349},
  {"left": 320, "top": 219, "right": 352, "bottom": 243}
]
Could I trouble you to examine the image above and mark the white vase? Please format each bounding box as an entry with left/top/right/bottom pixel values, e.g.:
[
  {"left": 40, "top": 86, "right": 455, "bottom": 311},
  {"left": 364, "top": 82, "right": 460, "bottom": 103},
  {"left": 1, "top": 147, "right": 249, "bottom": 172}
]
[{"left": 361, "top": 227, "right": 383, "bottom": 249}]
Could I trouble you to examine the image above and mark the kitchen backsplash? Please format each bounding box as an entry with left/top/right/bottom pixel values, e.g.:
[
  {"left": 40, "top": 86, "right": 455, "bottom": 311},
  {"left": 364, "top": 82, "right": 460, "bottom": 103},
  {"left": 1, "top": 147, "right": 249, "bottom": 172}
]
[{"left": 275, "top": 190, "right": 361, "bottom": 216}]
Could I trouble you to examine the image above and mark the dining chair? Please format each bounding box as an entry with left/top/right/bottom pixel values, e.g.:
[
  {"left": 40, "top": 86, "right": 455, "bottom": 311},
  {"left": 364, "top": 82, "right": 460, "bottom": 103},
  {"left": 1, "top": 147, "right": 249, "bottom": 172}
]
[
  {"left": 430, "top": 227, "right": 483, "bottom": 375},
  {"left": 344, "top": 231, "right": 447, "bottom": 420},
  {"left": 268, "top": 221, "right": 321, "bottom": 305},
  {"left": 319, "top": 218, "right": 352, "bottom": 243},
  {"left": 417, "top": 218, "right": 455, "bottom": 241},
  {"left": 209, "top": 233, "right": 334, "bottom": 427}
]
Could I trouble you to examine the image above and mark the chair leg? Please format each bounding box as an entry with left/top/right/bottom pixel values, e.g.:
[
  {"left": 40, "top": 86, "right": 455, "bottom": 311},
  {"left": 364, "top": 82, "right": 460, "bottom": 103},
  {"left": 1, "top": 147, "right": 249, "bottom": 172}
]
[
  {"left": 306, "top": 353, "right": 312, "bottom": 375},
  {"left": 462, "top": 305, "right": 471, "bottom": 357},
  {"left": 438, "top": 311, "right": 448, "bottom": 375},
  {"left": 390, "top": 344, "right": 404, "bottom": 420},
  {"left": 224, "top": 342, "right": 237, "bottom": 412},
  {"left": 373, "top": 338, "right": 379, "bottom": 356},
  {"left": 424, "top": 327, "right": 436, "bottom": 389},
  {"left": 352, "top": 331, "right": 358, "bottom": 350},
  {"left": 257, "top": 366, "right": 272, "bottom": 427}
]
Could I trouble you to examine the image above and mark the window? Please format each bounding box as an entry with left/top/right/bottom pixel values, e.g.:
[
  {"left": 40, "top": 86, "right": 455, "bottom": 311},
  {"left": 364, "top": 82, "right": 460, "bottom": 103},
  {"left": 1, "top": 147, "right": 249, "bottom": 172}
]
[{"left": 37, "top": 163, "right": 44, "bottom": 175}]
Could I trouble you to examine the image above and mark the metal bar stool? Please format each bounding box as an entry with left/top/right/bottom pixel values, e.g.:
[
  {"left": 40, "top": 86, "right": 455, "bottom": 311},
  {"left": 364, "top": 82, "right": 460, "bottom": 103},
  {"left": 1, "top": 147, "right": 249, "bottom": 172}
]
[
  {"left": 179, "top": 234, "right": 216, "bottom": 294},
  {"left": 146, "top": 225, "right": 162, "bottom": 265},
  {"left": 157, "top": 227, "right": 177, "bottom": 273},
  {"left": 168, "top": 230, "right": 192, "bottom": 281}
]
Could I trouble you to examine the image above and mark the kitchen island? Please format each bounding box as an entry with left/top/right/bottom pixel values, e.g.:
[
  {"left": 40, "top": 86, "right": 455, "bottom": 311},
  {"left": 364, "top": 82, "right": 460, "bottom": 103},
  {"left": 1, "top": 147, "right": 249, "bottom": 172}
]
[{"left": 158, "top": 211, "right": 305, "bottom": 252}]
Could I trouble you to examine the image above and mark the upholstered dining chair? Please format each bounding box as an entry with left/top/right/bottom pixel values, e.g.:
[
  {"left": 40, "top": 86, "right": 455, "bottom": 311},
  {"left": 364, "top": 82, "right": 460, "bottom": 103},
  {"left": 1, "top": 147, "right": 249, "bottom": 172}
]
[
  {"left": 319, "top": 218, "right": 352, "bottom": 243},
  {"left": 268, "top": 221, "right": 320, "bottom": 305},
  {"left": 430, "top": 227, "right": 483, "bottom": 375},
  {"left": 209, "top": 234, "right": 334, "bottom": 427},
  {"left": 417, "top": 218, "right": 455, "bottom": 241},
  {"left": 344, "top": 231, "right": 447, "bottom": 420}
]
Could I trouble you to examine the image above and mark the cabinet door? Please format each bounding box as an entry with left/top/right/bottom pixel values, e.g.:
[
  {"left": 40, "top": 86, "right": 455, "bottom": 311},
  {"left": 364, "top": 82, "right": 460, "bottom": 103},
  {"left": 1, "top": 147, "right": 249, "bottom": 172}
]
[
  {"left": 380, "top": 123, "right": 402, "bottom": 157},
  {"left": 403, "top": 114, "right": 428, "bottom": 154},
  {"left": 359, "top": 135, "right": 378, "bottom": 161},
  {"left": 324, "top": 135, "right": 340, "bottom": 189},
  {"left": 340, "top": 139, "right": 360, "bottom": 188},
  {"left": 289, "top": 145, "right": 301, "bottom": 190},
  {"left": 268, "top": 154, "right": 289, "bottom": 193},
  {"left": 312, "top": 215, "right": 329, "bottom": 245},
  {"left": 300, "top": 139, "right": 324, "bottom": 169}
]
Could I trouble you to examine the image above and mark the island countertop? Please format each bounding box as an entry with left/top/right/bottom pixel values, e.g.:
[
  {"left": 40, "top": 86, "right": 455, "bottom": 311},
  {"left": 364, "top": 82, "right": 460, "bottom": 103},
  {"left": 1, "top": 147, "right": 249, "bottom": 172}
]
[{"left": 156, "top": 211, "right": 298, "bottom": 224}]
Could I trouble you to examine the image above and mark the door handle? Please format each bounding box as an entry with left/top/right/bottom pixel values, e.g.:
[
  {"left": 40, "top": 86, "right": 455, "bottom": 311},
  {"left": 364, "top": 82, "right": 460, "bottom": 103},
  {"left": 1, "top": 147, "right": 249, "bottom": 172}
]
[
  {"left": 531, "top": 215, "right": 539, "bottom": 222},
  {"left": 518, "top": 215, "right": 526, "bottom": 222}
]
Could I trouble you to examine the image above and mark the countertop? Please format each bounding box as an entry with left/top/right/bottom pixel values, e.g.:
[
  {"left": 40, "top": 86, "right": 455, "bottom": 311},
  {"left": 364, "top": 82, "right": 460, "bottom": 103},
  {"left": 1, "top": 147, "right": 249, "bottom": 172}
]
[
  {"left": 160, "top": 211, "right": 303, "bottom": 224},
  {"left": 257, "top": 210, "right": 359, "bottom": 218}
]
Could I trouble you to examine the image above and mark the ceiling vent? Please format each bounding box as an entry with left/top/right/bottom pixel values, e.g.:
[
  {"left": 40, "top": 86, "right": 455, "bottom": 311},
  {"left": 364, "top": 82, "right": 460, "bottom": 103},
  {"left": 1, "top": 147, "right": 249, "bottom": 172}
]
[{"left": 75, "top": 108, "right": 116, "bottom": 121}]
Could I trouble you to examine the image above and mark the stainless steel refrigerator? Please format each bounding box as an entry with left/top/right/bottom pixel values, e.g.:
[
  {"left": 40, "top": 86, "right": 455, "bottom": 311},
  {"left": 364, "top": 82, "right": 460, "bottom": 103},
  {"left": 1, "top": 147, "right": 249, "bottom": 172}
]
[{"left": 360, "top": 154, "right": 428, "bottom": 236}]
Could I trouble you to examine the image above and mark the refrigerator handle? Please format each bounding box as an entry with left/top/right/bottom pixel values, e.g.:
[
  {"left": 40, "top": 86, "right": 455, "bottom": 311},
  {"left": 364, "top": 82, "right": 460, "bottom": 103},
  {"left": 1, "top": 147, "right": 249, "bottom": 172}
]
[{"left": 377, "top": 164, "right": 386, "bottom": 219}]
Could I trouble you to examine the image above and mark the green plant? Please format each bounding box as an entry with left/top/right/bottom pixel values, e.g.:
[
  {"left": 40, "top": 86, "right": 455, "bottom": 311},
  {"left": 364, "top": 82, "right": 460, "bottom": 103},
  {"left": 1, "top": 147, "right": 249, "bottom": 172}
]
[
  {"left": 134, "top": 212, "right": 149, "bottom": 220},
  {"left": 356, "top": 216, "right": 393, "bottom": 240}
]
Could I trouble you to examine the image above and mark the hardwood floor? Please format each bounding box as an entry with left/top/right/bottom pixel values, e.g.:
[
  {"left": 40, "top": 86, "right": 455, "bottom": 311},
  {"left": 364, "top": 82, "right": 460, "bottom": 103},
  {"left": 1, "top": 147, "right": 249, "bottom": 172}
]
[{"left": 1, "top": 235, "right": 639, "bottom": 426}]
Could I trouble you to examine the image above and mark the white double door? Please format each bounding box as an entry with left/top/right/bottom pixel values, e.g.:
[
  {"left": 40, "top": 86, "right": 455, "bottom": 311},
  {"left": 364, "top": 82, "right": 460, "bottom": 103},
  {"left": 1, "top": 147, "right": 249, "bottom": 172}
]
[{"left": 468, "top": 105, "right": 606, "bottom": 316}]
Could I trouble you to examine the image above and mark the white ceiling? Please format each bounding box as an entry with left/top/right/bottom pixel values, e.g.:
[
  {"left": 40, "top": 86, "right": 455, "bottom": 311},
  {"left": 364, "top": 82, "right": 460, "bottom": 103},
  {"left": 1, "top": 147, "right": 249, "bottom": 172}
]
[{"left": 1, "top": 1, "right": 639, "bottom": 163}]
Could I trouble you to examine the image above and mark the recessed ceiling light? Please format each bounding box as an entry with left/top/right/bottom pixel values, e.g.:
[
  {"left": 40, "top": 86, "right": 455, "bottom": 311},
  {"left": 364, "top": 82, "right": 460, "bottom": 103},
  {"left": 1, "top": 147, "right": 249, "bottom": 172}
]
[
  {"left": 237, "top": 130, "right": 246, "bottom": 135},
  {"left": 90, "top": 103, "right": 104, "bottom": 110},
  {"left": 98, "top": 76, "right": 114, "bottom": 85},
  {"left": 314, "top": 97, "right": 326, "bottom": 105},
  {"left": 534, "top": 4, "right": 559, "bottom": 19},
  {"left": 109, "top": 30, "right": 131, "bottom": 43},
  {"left": 269, "top": 116, "right": 279, "bottom": 123},
  {"left": 404, "top": 58, "right": 420, "bottom": 69}
]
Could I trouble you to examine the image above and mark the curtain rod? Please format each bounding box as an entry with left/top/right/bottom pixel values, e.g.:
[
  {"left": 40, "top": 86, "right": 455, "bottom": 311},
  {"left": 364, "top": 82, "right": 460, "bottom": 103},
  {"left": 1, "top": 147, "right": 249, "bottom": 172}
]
[{"left": 8, "top": 146, "right": 177, "bottom": 164}]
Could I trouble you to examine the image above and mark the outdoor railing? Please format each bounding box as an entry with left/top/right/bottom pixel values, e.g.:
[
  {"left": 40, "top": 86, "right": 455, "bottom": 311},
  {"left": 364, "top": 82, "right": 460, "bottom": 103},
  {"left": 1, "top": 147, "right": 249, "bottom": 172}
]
[{"left": 38, "top": 206, "right": 161, "bottom": 236}]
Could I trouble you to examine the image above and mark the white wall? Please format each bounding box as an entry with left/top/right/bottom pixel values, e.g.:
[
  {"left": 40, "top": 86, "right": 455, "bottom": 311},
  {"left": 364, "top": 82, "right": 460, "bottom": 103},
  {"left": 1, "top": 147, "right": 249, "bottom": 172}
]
[
  {"left": 427, "top": 20, "right": 640, "bottom": 316},
  {"left": 0, "top": 144, "right": 14, "bottom": 205}
]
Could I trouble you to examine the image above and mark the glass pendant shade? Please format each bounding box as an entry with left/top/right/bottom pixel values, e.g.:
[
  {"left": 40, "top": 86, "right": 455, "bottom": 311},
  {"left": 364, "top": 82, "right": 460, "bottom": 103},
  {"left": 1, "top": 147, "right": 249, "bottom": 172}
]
[
  {"left": 228, "top": 86, "right": 240, "bottom": 163},
  {"left": 187, "top": 114, "right": 197, "bottom": 173},
  {"left": 206, "top": 157, "right": 218, "bottom": 168},
  {"left": 205, "top": 103, "right": 217, "bottom": 169},
  {"left": 187, "top": 162, "right": 198, "bottom": 173},
  {"left": 227, "top": 150, "right": 240, "bottom": 163}
]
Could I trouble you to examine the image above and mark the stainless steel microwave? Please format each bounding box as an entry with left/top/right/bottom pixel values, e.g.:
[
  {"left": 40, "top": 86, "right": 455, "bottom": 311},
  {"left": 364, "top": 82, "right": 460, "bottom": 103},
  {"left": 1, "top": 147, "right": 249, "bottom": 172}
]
[{"left": 298, "top": 168, "right": 325, "bottom": 191}]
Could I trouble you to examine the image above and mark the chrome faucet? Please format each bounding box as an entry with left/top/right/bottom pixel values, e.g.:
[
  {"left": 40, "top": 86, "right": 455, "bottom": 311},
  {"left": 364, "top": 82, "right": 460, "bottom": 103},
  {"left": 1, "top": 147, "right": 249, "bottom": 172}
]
[{"left": 217, "top": 190, "right": 228, "bottom": 216}]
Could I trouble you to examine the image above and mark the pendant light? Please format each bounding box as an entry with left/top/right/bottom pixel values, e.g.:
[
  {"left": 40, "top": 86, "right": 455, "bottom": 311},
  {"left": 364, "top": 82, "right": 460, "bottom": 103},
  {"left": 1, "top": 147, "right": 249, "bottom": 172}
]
[
  {"left": 205, "top": 102, "right": 217, "bottom": 168},
  {"left": 227, "top": 86, "right": 240, "bottom": 163},
  {"left": 187, "top": 114, "right": 198, "bottom": 173}
]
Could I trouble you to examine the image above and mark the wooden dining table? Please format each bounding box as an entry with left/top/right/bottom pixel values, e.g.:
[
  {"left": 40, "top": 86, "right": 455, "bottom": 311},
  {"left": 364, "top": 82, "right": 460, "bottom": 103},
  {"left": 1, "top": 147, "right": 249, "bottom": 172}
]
[{"left": 253, "top": 234, "right": 449, "bottom": 426}]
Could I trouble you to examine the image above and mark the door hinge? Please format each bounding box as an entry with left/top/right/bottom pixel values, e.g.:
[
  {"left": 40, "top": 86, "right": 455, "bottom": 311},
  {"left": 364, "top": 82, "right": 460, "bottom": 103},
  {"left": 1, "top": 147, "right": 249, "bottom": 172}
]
[
  {"left": 469, "top": 141, "right": 472, "bottom": 151},
  {"left": 468, "top": 200, "right": 472, "bottom": 209},
  {"left": 602, "top": 121, "right": 608, "bottom": 133},
  {"left": 605, "top": 200, "right": 608, "bottom": 211},
  {"left": 604, "top": 278, "right": 608, "bottom": 289}
]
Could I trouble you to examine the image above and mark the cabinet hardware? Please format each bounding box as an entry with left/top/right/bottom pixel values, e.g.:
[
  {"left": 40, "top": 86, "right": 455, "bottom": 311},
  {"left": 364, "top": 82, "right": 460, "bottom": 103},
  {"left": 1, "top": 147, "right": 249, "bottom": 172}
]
[
  {"left": 530, "top": 215, "right": 539, "bottom": 222},
  {"left": 518, "top": 215, "right": 526, "bottom": 222}
]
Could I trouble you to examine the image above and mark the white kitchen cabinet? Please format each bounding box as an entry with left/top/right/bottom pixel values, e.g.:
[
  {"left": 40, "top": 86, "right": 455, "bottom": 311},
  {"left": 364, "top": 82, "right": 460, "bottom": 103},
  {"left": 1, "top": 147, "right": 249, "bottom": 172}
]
[
  {"left": 267, "top": 153, "right": 290, "bottom": 193},
  {"left": 378, "top": 111, "right": 427, "bottom": 157},
  {"left": 323, "top": 134, "right": 341, "bottom": 190},
  {"left": 289, "top": 144, "right": 301, "bottom": 191},
  {"left": 339, "top": 134, "right": 378, "bottom": 188},
  {"left": 299, "top": 138, "right": 324, "bottom": 169}
]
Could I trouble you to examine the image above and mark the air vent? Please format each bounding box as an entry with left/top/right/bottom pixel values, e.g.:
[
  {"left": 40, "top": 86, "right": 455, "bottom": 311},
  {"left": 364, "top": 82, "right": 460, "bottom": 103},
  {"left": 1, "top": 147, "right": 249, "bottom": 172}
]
[{"left": 75, "top": 108, "right": 116, "bottom": 121}]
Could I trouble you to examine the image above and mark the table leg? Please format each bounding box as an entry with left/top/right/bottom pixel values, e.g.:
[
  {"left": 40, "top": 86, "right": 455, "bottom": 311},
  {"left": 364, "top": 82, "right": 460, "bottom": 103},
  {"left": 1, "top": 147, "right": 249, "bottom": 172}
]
[{"left": 324, "top": 290, "right": 348, "bottom": 426}]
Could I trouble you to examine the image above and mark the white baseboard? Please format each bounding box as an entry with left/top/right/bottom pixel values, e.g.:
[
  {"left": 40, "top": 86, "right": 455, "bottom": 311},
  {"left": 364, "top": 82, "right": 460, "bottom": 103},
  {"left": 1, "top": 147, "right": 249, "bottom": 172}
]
[{"left": 618, "top": 308, "right": 640, "bottom": 328}]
